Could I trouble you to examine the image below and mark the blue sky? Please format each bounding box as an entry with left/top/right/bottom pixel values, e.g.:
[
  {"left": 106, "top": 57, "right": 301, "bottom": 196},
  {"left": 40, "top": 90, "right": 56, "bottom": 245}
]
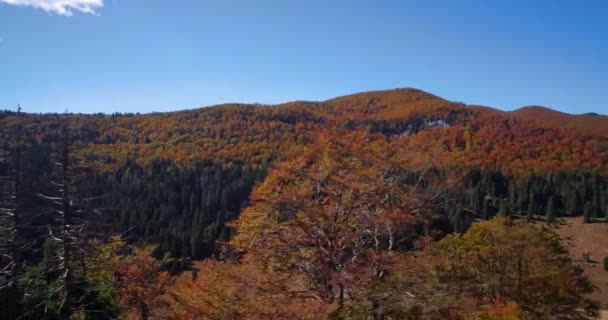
[{"left": 0, "top": 0, "right": 606, "bottom": 114}]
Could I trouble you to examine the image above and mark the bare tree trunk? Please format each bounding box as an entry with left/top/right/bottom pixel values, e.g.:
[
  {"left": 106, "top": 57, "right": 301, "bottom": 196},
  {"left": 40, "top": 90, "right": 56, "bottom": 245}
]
[
  {"left": 7, "top": 140, "right": 21, "bottom": 319},
  {"left": 59, "top": 131, "right": 74, "bottom": 319},
  {"left": 1, "top": 126, "right": 23, "bottom": 320},
  {"left": 139, "top": 302, "right": 150, "bottom": 320}
]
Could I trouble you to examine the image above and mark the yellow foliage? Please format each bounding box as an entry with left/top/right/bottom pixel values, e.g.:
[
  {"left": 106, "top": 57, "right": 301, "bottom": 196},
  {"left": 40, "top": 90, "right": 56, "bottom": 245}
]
[{"left": 435, "top": 217, "right": 598, "bottom": 318}]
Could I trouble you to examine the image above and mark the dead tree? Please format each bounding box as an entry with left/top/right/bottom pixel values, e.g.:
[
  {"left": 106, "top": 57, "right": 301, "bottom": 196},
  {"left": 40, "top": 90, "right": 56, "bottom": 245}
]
[
  {"left": 0, "top": 123, "right": 24, "bottom": 319},
  {"left": 36, "top": 123, "right": 85, "bottom": 318},
  {"left": 34, "top": 119, "right": 115, "bottom": 318}
]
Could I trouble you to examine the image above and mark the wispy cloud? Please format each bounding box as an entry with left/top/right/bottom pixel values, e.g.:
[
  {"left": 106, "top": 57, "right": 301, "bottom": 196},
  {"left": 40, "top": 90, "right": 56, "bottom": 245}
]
[{"left": 0, "top": 0, "right": 103, "bottom": 16}]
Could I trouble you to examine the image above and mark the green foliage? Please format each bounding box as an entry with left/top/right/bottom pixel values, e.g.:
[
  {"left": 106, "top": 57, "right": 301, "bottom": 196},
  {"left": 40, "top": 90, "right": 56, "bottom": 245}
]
[
  {"left": 82, "top": 236, "right": 130, "bottom": 318},
  {"left": 584, "top": 200, "right": 593, "bottom": 223},
  {"left": 99, "top": 160, "right": 268, "bottom": 258},
  {"left": 17, "top": 238, "right": 64, "bottom": 319},
  {"left": 450, "top": 169, "right": 607, "bottom": 231},
  {"left": 18, "top": 264, "right": 62, "bottom": 319},
  {"left": 546, "top": 196, "right": 556, "bottom": 223},
  {"left": 497, "top": 199, "right": 508, "bottom": 217}
]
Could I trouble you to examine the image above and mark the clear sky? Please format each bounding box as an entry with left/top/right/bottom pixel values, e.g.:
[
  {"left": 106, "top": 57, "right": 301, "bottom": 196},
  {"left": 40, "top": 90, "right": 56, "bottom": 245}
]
[{"left": 0, "top": 0, "right": 606, "bottom": 114}]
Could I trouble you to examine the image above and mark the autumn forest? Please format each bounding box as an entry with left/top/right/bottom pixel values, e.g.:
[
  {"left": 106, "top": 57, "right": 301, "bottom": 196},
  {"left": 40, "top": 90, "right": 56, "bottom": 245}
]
[{"left": 1, "top": 88, "right": 608, "bottom": 319}]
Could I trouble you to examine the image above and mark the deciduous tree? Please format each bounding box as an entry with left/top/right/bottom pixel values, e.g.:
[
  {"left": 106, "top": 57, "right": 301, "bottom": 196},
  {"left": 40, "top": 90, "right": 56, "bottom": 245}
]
[{"left": 435, "top": 217, "right": 598, "bottom": 319}]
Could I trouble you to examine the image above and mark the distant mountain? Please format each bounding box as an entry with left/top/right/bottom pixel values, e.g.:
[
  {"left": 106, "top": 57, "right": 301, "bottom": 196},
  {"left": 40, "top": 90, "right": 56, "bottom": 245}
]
[
  {"left": 1, "top": 87, "right": 607, "bottom": 260},
  {"left": 1, "top": 88, "right": 606, "bottom": 174},
  {"left": 509, "top": 105, "right": 608, "bottom": 136}
]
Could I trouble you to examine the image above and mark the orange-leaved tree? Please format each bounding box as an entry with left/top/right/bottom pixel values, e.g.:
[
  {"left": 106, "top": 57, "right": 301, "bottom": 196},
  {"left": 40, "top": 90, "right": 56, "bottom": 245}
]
[
  {"left": 229, "top": 129, "right": 460, "bottom": 314},
  {"left": 115, "top": 246, "right": 173, "bottom": 320},
  {"left": 168, "top": 260, "right": 332, "bottom": 320}
]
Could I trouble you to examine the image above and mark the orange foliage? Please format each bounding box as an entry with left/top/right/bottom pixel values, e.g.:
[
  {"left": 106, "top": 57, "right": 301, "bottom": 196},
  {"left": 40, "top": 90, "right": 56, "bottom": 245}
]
[
  {"left": 1, "top": 88, "right": 606, "bottom": 176},
  {"left": 115, "top": 247, "right": 172, "bottom": 320},
  {"left": 168, "top": 261, "right": 332, "bottom": 320},
  {"left": 230, "top": 130, "right": 459, "bottom": 309}
]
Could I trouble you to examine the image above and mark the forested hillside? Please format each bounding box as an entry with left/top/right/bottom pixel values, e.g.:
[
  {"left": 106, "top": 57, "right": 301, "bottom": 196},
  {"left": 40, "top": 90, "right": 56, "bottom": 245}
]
[
  {"left": 1, "top": 88, "right": 607, "bottom": 259},
  {"left": 1, "top": 88, "right": 607, "bottom": 318}
]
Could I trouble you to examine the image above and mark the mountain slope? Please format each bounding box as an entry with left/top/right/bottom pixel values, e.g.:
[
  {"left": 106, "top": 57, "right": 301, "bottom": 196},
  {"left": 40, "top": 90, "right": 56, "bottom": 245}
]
[
  {"left": 510, "top": 105, "right": 608, "bottom": 136},
  {"left": 1, "top": 88, "right": 607, "bottom": 174},
  {"left": 1, "top": 88, "right": 607, "bottom": 260}
]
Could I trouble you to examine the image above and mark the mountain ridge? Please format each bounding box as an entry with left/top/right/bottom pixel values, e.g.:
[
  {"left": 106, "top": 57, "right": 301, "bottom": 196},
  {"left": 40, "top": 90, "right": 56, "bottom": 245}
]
[
  {"left": 1, "top": 87, "right": 607, "bottom": 175},
  {"left": 4, "top": 87, "right": 604, "bottom": 119}
]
